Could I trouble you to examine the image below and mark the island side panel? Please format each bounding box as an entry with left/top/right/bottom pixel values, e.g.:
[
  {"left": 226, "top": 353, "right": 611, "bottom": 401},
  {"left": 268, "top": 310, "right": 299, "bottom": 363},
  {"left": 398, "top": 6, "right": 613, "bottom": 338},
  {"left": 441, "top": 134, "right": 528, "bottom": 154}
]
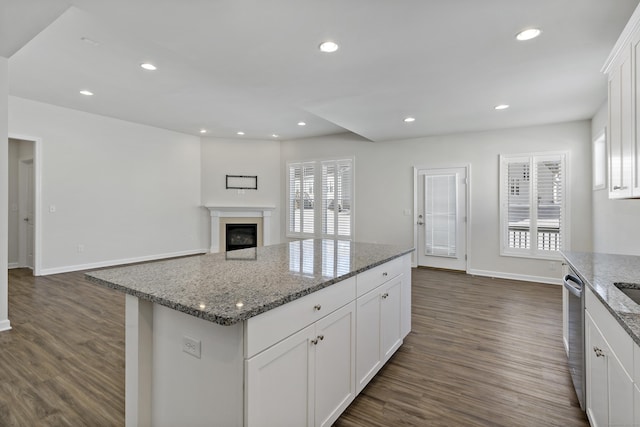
[
  {"left": 126, "top": 294, "right": 153, "bottom": 427},
  {"left": 401, "top": 253, "right": 412, "bottom": 338},
  {"left": 151, "top": 304, "right": 244, "bottom": 427}
]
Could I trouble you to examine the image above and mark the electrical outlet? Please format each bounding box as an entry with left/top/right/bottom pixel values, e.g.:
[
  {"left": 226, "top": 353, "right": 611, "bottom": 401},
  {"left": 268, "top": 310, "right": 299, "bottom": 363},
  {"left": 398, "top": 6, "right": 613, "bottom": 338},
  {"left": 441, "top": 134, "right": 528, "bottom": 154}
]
[
  {"left": 182, "top": 336, "right": 201, "bottom": 359},
  {"left": 237, "top": 189, "right": 245, "bottom": 195},
  {"left": 77, "top": 244, "right": 85, "bottom": 253}
]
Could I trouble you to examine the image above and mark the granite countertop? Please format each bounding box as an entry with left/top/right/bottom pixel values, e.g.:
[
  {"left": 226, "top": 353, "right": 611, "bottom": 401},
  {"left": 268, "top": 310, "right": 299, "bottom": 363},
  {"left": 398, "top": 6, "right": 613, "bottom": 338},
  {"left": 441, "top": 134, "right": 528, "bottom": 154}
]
[
  {"left": 562, "top": 251, "right": 640, "bottom": 346},
  {"left": 86, "top": 239, "right": 414, "bottom": 326}
]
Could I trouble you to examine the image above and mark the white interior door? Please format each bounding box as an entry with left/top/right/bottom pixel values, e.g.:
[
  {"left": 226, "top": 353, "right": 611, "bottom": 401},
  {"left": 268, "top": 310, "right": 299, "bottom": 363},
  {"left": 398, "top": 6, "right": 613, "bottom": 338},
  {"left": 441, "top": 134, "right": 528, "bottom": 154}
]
[
  {"left": 416, "top": 167, "right": 467, "bottom": 270},
  {"left": 18, "top": 159, "right": 35, "bottom": 270}
]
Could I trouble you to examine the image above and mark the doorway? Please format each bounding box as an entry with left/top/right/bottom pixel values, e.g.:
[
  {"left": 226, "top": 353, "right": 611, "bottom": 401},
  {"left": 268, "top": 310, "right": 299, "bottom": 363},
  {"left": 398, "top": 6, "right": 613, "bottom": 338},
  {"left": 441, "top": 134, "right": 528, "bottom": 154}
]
[
  {"left": 7, "top": 136, "right": 41, "bottom": 275},
  {"left": 414, "top": 166, "right": 469, "bottom": 271}
]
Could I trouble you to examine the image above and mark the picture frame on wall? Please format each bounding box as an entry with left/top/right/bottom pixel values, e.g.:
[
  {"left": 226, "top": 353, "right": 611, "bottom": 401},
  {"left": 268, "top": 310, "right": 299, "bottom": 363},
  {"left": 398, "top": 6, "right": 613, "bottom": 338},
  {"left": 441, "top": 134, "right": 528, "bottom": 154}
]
[{"left": 226, "top": 175, "right": 258, "bottom": 190}]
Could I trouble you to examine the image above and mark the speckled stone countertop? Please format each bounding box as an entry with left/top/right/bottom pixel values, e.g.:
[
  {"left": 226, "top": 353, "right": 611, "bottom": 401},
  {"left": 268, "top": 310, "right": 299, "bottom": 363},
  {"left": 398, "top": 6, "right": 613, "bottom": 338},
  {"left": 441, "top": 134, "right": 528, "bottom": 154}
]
[
  {"left": 562, "top": 251, "right": 640, "bottom": 346},
  {"left": 86, "top": 239, "right": 414, "bottom": 326}
]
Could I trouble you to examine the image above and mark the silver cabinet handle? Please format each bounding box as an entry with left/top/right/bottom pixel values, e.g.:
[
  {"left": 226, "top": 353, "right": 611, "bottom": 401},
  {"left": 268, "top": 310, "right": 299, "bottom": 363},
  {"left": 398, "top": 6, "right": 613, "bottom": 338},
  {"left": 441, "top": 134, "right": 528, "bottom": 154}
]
[
  {"left": 311, "top": 338, "right": 318, "bottom": 345},
  {"left": 381, "top": 292, "right": 389, "bottom": 299},
  {"left": 311, "top": 335, "right": 324, "bottom": 345},
  {"left": 318, "top": 335, "right": 324, "bottom": 341},
  {"left": 593, "top": 346, "right": 605, "bottom": 358},
  {"left": 382, "top": 272, "right": 388, "bottom": 277},
  {"left": 314, "top": 304, "right": 321, "bottom": 311}
]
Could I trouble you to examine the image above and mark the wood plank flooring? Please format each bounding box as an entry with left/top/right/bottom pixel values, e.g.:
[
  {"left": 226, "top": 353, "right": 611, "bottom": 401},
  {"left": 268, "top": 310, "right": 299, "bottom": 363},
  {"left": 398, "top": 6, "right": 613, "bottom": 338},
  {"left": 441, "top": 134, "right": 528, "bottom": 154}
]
[{"left": 0, "top": 267, "right": 588, "bottom": 426}]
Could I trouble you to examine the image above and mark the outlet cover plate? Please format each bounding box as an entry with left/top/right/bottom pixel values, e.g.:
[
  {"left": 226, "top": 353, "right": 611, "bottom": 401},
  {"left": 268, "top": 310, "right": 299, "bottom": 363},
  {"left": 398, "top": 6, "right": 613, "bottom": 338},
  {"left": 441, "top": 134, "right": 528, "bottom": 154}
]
[{"left": 182, "top": 336, "right": 201, "bottom": 359}]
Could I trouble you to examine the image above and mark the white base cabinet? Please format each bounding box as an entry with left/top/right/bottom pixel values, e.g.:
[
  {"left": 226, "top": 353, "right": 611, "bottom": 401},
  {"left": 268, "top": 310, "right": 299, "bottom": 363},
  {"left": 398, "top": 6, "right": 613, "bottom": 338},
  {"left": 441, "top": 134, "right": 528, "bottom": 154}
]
[
  {"left": 245, "top": 302, "right": 356, "bottom": 427},
  {"left": 585, "top": 287, "right": 636, "bottom": 427},
  {"left": 356, "top": 275, "right": 403, "bottom": 393}
]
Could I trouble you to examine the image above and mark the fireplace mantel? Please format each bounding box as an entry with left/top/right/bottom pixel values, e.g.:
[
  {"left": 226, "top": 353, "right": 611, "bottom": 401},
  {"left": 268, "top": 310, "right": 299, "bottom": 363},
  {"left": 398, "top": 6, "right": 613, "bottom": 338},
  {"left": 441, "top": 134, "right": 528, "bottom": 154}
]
[{"left": 204, "top": 206, "right": 275, "bottom": 253}]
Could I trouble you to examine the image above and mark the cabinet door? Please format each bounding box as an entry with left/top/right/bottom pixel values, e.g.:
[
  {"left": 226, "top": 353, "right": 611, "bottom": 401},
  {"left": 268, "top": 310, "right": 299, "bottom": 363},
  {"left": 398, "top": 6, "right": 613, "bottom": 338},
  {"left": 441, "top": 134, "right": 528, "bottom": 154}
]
[
  {"left": 314, "top": 302, "right": 356, "bottom": 427},
  {"left": 634, "top": 386, "right": 640, "bottom": 427},
  {"left": 245, "top": 324, "right": 315, "bottom": 427},
  {"left": 380, "top": 277, "right": 403, "bottom": 363},
  {"left": 608, "top": 351, "right": 634, "bottom": 427},
  {"left": 609, "top": 45, "right": 634, "bottom": 199},
  {"left": 586, "top": 313, "right": 608, "bottom": 427},
  {"left": 355, "top": 288, "right": 382, "bottom": 393}
]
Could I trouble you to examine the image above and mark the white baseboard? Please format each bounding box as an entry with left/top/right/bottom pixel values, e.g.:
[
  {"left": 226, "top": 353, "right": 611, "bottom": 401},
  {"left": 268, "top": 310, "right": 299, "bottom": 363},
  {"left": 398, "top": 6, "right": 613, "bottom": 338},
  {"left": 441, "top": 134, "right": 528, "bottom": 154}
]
[
  {"left": 0, "top": 319, "right": 12, "bottom": 332},
  {"left": 8, "top": 262, "right": 19, "bottom": 269},
  {"left": 466, "top": 268, "right": 562, "bottom": 285},
  {"left": 39, "top": 248, "right": 209, "bottom": 276}
]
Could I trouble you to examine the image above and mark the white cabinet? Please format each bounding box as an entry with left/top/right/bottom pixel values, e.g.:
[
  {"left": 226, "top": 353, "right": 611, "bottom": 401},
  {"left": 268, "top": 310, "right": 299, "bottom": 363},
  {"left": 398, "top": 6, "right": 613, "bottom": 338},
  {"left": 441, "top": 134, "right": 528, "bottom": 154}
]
[
  {"left": 245, "top": 302, "right": 356, "bottom": 427},
  {"left": 584, "top": 288, "right": 636, "bottom": 427},
  {"left": 604, "top": 3, "right": 640, "bottom": 198},
  {"left": 607, "top": 44, "right": 634, "bottom": 199},
  {"left": 355, "top": 275, "right": 403, "bottom": 393}
]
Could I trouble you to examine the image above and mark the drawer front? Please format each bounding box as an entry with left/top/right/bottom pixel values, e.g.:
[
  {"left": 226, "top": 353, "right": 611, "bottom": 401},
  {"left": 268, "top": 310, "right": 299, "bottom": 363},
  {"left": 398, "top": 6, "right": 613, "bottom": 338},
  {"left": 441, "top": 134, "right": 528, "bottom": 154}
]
[
  {"left": 586, "top": 287, "right": 634, "bottom": 374},
  {"left": 356, "top": 257, "right": 404, "bottom": 297},
  {"left": 245, "top": 276, "right": 356, "bottom": 358}
]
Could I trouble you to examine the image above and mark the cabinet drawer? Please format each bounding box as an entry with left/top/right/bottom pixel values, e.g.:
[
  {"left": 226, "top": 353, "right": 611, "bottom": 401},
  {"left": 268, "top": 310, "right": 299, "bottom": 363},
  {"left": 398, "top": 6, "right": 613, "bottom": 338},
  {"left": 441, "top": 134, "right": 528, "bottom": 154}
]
[
  {"left": 356, "top": 257, "right": 403, "bottom": 297},
  {"left": 586, "top": 287, "right": 634, "bottom": 374},
  {"left": 245, "top": 277, "right": 356, "bottom": 358}
]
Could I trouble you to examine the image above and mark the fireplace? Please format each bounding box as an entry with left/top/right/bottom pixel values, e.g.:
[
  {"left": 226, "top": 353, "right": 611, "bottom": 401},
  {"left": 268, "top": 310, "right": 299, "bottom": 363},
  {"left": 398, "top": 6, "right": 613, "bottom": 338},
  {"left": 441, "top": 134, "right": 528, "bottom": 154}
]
[
  {"left": 226, "top": 224, "right": 258, "bottom": 251},
  {"left": 204, "top": 206, "right": 275, "bottom": 253}
]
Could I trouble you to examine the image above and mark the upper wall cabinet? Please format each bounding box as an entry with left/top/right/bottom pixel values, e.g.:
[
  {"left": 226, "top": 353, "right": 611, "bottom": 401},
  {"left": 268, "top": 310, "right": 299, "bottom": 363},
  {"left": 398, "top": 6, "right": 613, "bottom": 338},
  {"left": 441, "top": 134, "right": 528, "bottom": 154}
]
[{"left": 604, "top": 4, "right": 640, "bottom": 199}]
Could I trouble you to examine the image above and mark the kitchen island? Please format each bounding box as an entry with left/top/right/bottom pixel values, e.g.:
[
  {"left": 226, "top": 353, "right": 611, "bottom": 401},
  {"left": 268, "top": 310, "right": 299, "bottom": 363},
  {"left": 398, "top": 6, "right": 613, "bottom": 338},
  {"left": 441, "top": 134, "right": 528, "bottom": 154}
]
[{"left": 86, "top": 239, "right": 414, "bottom": 427}]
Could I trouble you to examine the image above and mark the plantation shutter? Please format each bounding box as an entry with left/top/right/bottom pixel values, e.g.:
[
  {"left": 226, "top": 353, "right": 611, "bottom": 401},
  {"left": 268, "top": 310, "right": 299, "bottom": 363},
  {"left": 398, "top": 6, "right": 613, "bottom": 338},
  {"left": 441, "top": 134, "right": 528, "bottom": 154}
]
[
  {"left": 288, "top": 162, "right": 315, "bottom": 235},
  {"left": 535, "top": 156, "right": 563, "bottom": 252},
  {"left": 500, "top": 152, "right": 566, "bottom": 258},
  {"left": 505, "top": 158, "right": 532, "bottom": 251},
  {"left": 322, "top": 159, "right": 353, "bottom": 238}
]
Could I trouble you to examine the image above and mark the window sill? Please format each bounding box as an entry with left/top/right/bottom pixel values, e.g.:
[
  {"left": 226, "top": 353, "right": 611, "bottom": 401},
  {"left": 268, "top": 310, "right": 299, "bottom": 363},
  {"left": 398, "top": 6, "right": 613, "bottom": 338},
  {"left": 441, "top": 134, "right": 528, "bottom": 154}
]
[{"left": 500, "top": 251, "right": 563, "bottom": 262}]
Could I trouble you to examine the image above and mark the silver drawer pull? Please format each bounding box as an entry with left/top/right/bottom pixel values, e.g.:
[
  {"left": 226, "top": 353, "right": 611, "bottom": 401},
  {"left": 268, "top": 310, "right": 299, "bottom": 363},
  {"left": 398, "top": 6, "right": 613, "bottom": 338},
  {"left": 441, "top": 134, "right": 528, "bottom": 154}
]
[{"left": 314, "top": 304, "right": 322, "bottom": 311}]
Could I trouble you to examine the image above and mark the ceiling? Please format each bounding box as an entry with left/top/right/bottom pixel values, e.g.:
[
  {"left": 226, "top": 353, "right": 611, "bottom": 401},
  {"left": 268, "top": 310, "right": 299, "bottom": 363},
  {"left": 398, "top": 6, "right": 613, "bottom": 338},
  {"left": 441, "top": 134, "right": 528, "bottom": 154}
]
[{"left": 4, "top": 0, "right": 640, "bottom": 142}]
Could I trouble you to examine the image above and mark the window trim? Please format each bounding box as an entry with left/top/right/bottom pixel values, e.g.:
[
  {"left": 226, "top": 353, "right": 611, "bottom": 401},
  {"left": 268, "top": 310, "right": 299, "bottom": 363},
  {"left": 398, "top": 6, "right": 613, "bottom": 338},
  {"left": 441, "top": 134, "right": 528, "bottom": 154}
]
[
  {"left": 499, "top": 151, "right": 570, "bottom": 261},
  {"left": 286, "top": 157, "right": 355, "bottom": 240}
]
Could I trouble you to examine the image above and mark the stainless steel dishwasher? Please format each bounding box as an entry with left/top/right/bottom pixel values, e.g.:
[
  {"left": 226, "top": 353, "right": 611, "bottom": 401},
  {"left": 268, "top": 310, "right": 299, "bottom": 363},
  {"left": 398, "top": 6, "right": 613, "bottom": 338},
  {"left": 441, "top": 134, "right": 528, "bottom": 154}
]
[{"left": 563, "top": 271, "right": 585, "bottom": 410}]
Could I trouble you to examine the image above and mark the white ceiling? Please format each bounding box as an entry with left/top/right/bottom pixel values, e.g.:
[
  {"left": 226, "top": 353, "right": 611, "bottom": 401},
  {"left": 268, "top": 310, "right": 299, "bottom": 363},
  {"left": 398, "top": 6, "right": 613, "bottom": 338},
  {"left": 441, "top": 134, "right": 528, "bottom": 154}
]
[{"left": 4, "top": 0, "right": 640, "bottom": 142}]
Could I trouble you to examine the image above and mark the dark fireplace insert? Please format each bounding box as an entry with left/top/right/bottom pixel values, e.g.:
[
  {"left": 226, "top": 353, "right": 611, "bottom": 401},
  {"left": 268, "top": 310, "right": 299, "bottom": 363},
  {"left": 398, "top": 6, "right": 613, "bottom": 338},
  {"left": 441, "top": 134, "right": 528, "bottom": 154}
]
[{"left": 226, "top": 224, "right": 258, "bottom": 251}]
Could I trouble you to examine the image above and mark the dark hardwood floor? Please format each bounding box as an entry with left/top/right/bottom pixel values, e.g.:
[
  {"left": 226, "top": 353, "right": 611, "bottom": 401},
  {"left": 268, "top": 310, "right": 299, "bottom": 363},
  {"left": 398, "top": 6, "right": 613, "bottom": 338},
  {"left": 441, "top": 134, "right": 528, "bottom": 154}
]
[{"left": 0, "top": 267, "right": 588, "bottom": 426}]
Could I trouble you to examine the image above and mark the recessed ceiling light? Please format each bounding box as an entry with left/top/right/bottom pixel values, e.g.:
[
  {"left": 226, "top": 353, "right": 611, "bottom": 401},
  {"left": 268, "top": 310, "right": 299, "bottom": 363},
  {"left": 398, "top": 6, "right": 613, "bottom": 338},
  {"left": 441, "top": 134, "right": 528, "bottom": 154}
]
[
  {"left": 494, "top": 104, "right": 510, "bottom": 110},
  {"left": 404, "top": 117, "right": 416, "bottom": 123},
  {"left": 516, "top": 28, "right": 541, "bottom": 41},
  {"left": 140, "top": 63, "right": 157, "bottom": 71},
  {"left": 271, "top": 134, "right": 279, "bottom": 138},
  {"left": 237, "top": 131, "right": 245, "bottom": 135},
  {"left": 200, "top": 129, "right": 207, "bottom": 134},
  {"left": 319, "top": 41, "right": 339, "bottom": 53},
  {"left": 298, "top": 121, "right": 306, "bottom": 126},
  {"left": 79, "top": 90, "right": 94, "bottom": 96}
]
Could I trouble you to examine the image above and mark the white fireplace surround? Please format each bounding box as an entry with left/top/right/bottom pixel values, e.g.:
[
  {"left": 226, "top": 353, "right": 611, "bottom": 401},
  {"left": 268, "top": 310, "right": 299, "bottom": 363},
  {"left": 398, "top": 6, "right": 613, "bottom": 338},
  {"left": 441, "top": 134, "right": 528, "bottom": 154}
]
[{"left": 205, "top": 206, "right": 275, "bottom": 253}]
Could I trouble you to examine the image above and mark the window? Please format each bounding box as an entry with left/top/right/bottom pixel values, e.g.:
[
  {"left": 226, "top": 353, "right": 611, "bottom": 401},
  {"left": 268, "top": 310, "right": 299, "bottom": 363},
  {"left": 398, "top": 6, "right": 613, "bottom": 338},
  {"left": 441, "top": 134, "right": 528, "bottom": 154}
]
[
  {"left": 500, "top": 152, "right": 567, "bottom": 259},
  {"left": 287, "top": 158, "right": 353, "bottom": 239}
]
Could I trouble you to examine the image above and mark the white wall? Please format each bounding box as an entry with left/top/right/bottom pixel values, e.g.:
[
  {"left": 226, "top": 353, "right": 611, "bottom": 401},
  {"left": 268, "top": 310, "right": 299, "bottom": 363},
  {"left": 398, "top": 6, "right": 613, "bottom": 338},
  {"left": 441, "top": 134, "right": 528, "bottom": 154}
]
[
  {"left": 281, "top": 121, "right": 593, "bottom": 283},
  {"left": 591, "top": 101, "right": 640, "bottom": 255},
  {"left": 1, "top": 57, "right": 10, "bottom": 331},
  {"left": 8, "top": 97, "right": 207, "bottom": 274},
  {"left": 200, "top": 137, "right": 281, "bottom": 246}
]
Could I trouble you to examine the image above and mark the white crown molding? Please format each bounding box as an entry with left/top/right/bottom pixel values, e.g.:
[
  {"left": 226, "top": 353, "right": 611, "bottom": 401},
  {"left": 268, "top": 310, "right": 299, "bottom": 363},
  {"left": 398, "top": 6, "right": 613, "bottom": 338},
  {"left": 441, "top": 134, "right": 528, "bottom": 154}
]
[{"left": 602, "top": 2, "right": 640, "bottom": 74}]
